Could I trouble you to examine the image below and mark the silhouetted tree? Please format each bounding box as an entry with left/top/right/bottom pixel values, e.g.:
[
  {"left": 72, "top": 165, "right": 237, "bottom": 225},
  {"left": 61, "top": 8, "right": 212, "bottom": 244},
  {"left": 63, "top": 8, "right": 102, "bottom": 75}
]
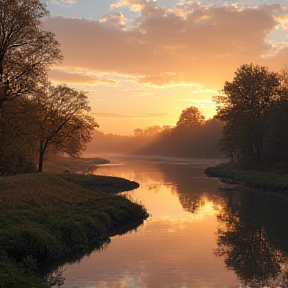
[
  {"left": 176, "top": 106, "right": 205, "bottom": 128},
  {"left": 0, "top": 0, "right": 62, "bottom": 116},
  {"left": 263, "top": 98, "right": 288, "bottom": 167},
  {"left": 0, "top": 0, "right": 62, "bottom": 173},
  {"left": 34, "top": 85, "right": 98, "bottom": 172},
  {"left": 214, "top": 64, "right": 281, "bottom": 164}
]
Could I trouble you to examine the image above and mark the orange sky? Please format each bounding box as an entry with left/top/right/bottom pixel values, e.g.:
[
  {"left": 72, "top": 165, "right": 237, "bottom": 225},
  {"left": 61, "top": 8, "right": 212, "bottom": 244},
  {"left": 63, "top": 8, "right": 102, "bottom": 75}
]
[{"left": 44, "top": 0, "right": 288, "bottom": 135}]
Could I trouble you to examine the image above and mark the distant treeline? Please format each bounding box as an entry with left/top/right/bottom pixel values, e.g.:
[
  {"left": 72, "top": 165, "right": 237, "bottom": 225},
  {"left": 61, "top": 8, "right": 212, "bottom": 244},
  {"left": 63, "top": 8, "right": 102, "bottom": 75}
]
[
  {"left": 88, "top": 63, "right": 288, "bottom": 169},
  {"left": 135, "top": 117, "right": 224, "bottom": 158},
  {"left": 86, "top": 108, "right": 224, "bottom": 159}
]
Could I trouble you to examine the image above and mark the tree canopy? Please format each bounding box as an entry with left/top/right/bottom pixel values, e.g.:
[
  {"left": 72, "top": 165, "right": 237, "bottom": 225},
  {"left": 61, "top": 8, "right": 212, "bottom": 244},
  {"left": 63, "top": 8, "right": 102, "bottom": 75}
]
[
  {"left": 176, "top": 106, "right": 205, "bottom": 128},
  {"left": 0, "top": 0, "right": 97, "bottom": 174},
  {"left": 213, "top": 64, "right": 282, "bottom": 164},
  {"left": 0, "top": 0, "right": 62, "bottom": 115},
  {"left": 35, "top": 85, "right": 98, "bottom": 172}
]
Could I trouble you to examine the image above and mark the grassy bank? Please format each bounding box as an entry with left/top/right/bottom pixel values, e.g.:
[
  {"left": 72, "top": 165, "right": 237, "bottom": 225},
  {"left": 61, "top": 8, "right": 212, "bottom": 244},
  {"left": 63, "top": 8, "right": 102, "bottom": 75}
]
[
  {"left": 0, "top": 157, "right": 147, "bottom": 288},
  {"left": 205, "top": 163, "right": 288, "bottom": 193},
  {"left": 42, "top": 155, "right": 109, "bottom": 174}
]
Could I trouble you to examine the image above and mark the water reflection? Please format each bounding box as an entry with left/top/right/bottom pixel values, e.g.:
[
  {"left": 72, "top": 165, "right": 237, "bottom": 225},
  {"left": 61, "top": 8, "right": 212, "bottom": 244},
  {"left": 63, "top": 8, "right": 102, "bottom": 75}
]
[
  {"left": 43, "top": 156, "right": 288, "bottom": 288},
  {"left": 55, "top": 157, "right": 239, "bottom": 288},
  {"left": 215, "top": 187, "right": 288, "bottom": 287},
  {"left": 38, "top": 220, "right": 144, "bottom": 287}
]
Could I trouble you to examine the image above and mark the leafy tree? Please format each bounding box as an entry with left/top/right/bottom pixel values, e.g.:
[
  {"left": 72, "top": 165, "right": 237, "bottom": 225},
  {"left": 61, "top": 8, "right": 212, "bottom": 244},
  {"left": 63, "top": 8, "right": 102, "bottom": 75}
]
[
  {"left": 34, "top": 85, "right": 98, "bottom": 172},
  {"left": 263, "top": 98, "right": 288, "bottom": 167},
  {"left": 261, "top": 69, "right": 288, "bottom": 167},
  {"left": 0, "top": 1, "right": 98, "bottom": 174},
  {"left": 0, "top": 0, "right": 62, "bottom": 116},
  {"left": 217, "top": 123, "right": 239, "bottom": 162},
  {"left": 214, "top": 64, "right": 281, "bottom": 164},
  {"left": 176, "top": 106, "right": 205, "bottom": 128}
]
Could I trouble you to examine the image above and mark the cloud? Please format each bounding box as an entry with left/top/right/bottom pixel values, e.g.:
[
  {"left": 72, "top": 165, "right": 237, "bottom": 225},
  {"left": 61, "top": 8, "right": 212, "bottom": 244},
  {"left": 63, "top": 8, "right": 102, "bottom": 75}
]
[
  {"left": 43, "top": 4, "right": 287, "bottom": 89},
  {"left": 137, "top": 73, "right": 184, "bottom": 86},
  {"left": 100, "top": 12, "right": 127, "bottom": 28},
  {"left": 93, "top": 112, "right": 166, "bottom": 118},
  {"left": 51, "top": 0, "right": 77, "bottom": 6},
  {"left": 111, "top": 0, "right": 155, "bottom": 12},
  {"left": 49, "top": 69, "right": 118, "bottom": 86}
]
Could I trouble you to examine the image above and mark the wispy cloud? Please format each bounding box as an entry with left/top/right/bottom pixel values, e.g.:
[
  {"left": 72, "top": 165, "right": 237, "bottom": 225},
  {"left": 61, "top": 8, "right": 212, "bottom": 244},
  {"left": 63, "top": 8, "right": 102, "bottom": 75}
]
[
  {"left": 93, "top": 112, "right": 167, "bottom": 118},
  {"left": 49, "top": 69, "right": 118, "bottom": 86},
  {"left": 51, "top": 0, "right": 77, "bottom": 6}
]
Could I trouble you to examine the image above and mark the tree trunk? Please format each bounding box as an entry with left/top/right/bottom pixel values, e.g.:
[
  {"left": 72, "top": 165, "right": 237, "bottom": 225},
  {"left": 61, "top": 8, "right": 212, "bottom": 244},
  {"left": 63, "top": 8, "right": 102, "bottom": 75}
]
[
  {"left": 38, "top": 141, "right": 46, "bottom": 172},
  {"left": 38, "top": 149, "right": 44, "bottom": 172},
  {"left": 0, "top": 83, "right": 5, "bottom": 119}
]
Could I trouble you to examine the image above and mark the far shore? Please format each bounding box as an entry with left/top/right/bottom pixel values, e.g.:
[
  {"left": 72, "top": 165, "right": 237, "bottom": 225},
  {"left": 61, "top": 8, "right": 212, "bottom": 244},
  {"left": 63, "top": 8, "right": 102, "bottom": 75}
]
[
  {"left": 205, "top": 163, "right": 288, "bottom": 193},
  {"left": 43, "top": 155, "right": 110, "bottom": 174}
]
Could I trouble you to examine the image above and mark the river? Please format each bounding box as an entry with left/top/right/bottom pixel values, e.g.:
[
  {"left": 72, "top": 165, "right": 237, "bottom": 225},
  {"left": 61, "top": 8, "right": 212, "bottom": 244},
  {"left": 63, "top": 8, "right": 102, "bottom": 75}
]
[{"left": 43, "top": 155, "right": 288, "bottom": 288}]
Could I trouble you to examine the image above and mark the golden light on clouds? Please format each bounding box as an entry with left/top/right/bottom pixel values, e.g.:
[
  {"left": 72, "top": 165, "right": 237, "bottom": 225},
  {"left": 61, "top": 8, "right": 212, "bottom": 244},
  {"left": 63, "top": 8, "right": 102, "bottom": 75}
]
[
  {"left": 44, "top": 0, "right": 288, "bottom": 134},
  {"left": 111, "top": 0, "right": 146, "bottom": 12}
]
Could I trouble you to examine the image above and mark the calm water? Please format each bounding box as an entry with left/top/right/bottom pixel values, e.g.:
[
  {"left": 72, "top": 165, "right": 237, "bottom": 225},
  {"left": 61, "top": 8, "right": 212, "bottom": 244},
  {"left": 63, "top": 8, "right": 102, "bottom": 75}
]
[{"left": 44, "top": 155, "right": 288, "bottom": 288}]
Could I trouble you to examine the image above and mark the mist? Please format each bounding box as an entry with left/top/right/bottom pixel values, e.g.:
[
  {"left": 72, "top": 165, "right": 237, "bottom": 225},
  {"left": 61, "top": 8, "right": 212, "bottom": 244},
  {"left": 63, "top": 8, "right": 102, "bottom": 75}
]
[{"left": 85, "top": 118, "right": 224, "bottom": 159}]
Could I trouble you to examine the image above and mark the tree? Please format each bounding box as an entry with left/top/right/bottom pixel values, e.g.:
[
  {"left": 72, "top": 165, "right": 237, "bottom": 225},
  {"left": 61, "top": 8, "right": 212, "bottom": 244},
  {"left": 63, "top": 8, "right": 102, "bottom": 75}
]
[
  {"left": 263, "top": 97, "right": 288, "bottom": 166},
  {"left": 176, "top": 106, "right": 205, "bottom": 128},
  {"left": 262, "top": 69, "right": 288, "bottom": 167},
  {"left": 0, "top": 0, "right": 62, "bottom": 116},
  {"left": 0, "top": 97, "right": 39, "bottom": 174},
  {"left": 213, "top": 64, "right": 281, "bottom": 164},
  {"left": 34, "top": 85, "right": 98, "bottom": 172}
]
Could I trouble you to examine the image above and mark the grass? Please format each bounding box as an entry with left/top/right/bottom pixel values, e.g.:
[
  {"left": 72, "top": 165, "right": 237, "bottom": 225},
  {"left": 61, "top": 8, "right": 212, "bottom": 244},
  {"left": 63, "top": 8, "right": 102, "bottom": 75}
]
[
  {"left": 0, "top": 156, "right": 148, "bottom": 288},
  {"left": 42, "top": 155, "right": 109, "bottom": 174},
  {"left": 58, "top": 173, "right": 140, "bottom": 193},
  {"left": 205, "top": 163, "right": 288, "bottom": 193}
]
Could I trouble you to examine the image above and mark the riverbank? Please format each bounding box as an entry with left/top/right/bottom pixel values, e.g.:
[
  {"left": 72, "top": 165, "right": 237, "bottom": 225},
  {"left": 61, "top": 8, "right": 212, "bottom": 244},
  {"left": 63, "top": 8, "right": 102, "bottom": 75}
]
[
  {"left": 42, "top": 155, "right": 110, "bottom": 173},
  {"left": 205, "top": 163, "right": 288, "bottom": 193},
  {"left": 0, "top": 156, "right": 148, "bottom": 288}
]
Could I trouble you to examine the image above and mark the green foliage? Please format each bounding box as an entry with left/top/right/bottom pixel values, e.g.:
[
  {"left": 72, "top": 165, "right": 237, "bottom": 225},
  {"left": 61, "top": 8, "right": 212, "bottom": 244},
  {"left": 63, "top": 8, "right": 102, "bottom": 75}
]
[
  {"left": 205, "top": 163, "right": 288, "bottom": 192},
  {"left": 0, "top": 250, "right": 22, "bottom": 288},
  {"left": 58, "top": 174, "right": 140, "bottom": 193},
  {"left": 0, "top": 172, "right": 148, "bottom": 287},
  {"left": 0, "top": 224, "right": 60, "bottom": 261}
]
